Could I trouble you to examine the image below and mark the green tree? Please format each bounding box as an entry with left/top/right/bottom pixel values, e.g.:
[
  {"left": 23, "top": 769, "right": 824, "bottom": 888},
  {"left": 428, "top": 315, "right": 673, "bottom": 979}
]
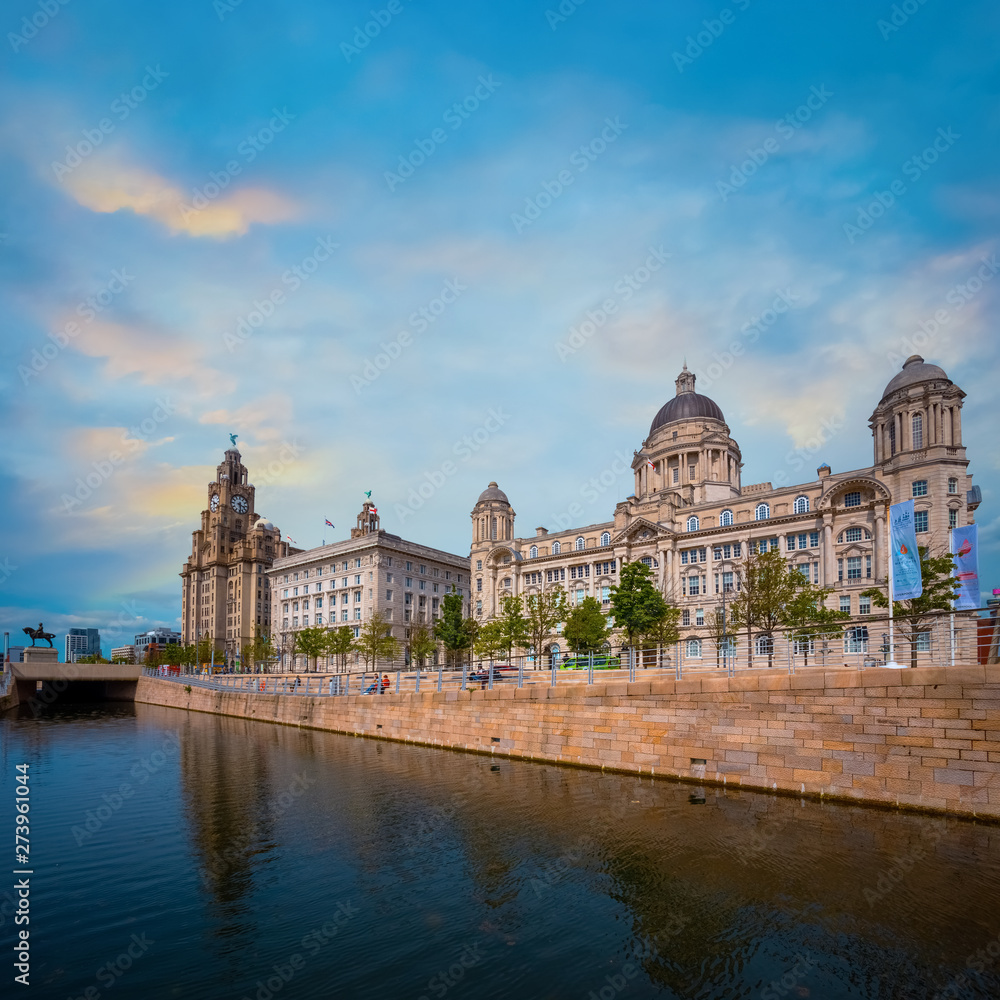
[
  {"left": 641, "top": 606, "right": 682, "bottom": 668},
  {"left": 564, "top": 596, "right": 610, "bottom": 655},
  {"left": 706, "top": 607, "right": 731, "bottom": 669},
  {"left": 325, "top": 626, "right": 356, "bottom": 672},
  {"left": 493, "top": 593, "right": 529, "bottom": 662},
  {"left": 408, "top": 624, "right": 438, "bottom": 668},
  {"left": 729, "top": 547, "right": 800, "bottom": 668},
  {"left": 354, "top": 611, "right": 400, "bottom": 671},
  {"left": 862, "top": 546, "right": 960, "bottom": 668},
  {"left": 473, "top": 619, "right": 507, "bottom": 662},
  {"left": 434, "top": 587, "right": 477, "bottom": 669},
  {"left": 523, "top": 587, "right": 567, "bottom": 669},
  {"left": 295, "top": 627, "right": 330, "bottom": 672},
  {"left": 76, "top": 653, "right": 110, "bottom": 664},
  {"left": 609, "top": 561, "right": 668, "bottom": 662},
  {"left": 195, "top": 636, "right": 215, "bottom": 667},
  {"left": 785, "top": 584, "right": 849, "bottom": 667}
]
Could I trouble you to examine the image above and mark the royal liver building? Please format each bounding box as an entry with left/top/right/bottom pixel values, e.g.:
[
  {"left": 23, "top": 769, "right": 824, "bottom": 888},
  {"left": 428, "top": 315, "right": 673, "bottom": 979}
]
[{"left": 471, "top": 356, "right": 979, "bottom": 664}]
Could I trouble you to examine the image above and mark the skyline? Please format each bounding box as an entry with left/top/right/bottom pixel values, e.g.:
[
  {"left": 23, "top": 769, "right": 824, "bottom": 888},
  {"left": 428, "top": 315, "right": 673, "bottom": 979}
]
[{"left": 2, "top": 0, "right": 998, "bottom": 651}]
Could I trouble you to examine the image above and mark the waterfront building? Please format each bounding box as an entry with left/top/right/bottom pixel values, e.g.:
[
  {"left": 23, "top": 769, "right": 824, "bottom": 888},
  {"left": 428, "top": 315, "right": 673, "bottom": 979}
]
[
  {"left": 135, "top": 629, "right": 181, "bottom": 651},
  {"left": 472, "top": 356, "right": 979, "bottom": 665},
  {"left": 266, "top": 501, "right": 470, "bottom": 669},
  {"left": 65, "top": 627, "right": 101, "bottom": 662},
  {"left": 180, "top": 446, "right": 289, "bottom": 662}
]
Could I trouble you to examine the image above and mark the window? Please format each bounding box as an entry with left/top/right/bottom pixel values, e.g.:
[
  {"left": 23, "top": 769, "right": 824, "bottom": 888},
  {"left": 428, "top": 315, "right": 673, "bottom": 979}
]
[
  {"left": 552, "top": 541, "right": 561, "bottom": 554},
  {"left": 504, "top": 578, "right": 512, "bottom": 588},
  {"left": 688, "top": 576, "right": 700, "bottom": 596},
  {"left": 354, "top": 609, "right": 361, "bottom": 620},
  {"left": 859, "top": 595, "right": 871, "bottom": 615},
  {"left": 786, "top": 535, "right": 796, "bottom": 550},
  {"left": 847, "top": 556, "right": 862, "bottom": 580},
  {"left": 912, "top": 480, "right": 928, "bottom": 497},
  {"left": 794, "top": 496, "right": 810, "bottom": 514},
  {"left": 948, "top": 477, "right": 958, "bottom": 494},
  {"left": 844, "top": 626, "right": 868, "bottom": 653},
  {"left": 686, "top": 639, "right": 702, "bottom": 658},
  {"left": 844, "top": 492, "right": 861, "bottom": 508},
  {"left": 915, "top": 632, "right": 931, "bottom": 652},
  {"left": 733, "top": 543, "right": 742, "bottom": 558},
  {"left": 720, "top": 509, "right": 733, "bottom": 526},
  {"left": 912, "top": 412, "right": 923, "bottom": 450},
  {"left": 838, "top": 558, "right": 843, "bottom": 582},
  {"left": 601, "top": 531, "right": 611, "bottom": 546},
  {"left": 681, "top": 610, "right": 690, "bottom": 626},
  {"left": 915, "top": 511, "right": 928, "bottom": 533},
  {"left": 386, "top": 590, "right": 392, "bottom": 601},
  {"left": 840, "top": 595, "right": 851, "bottom": 613},
  {"left": 530, "top": 545, "right": 538, "bottom": 559},
  {"left": 575, "top": 588, "right": 584, "bottom": 604},
  {"left": 889, "top": 421, "right": 896, "bottom": 456},
  {"left": 755, "top": 636, "right": 774, "bottom": 656},
  {"left": 602, "top": 586, "right": 610, "bottom": 604},
  {"left": 687, "top": 516, "right": 699, "bottom": 532},
  {"left": 475, "top": 560, "right": 482, "bottom": 571},
  {"left": 949, "top": 508, "right": 957, "bottom": 529},
  {"left": 672, "top": 467, "right": 679, "bottom": 484},
  {"left": 575, "top": 537, "right": 585, "bottom": 551},
  {"left": 809, "top": 532, "right": 819, "bottom": 548},
  {"left": 722, "top": 571, "right": 734, "bottom": 593},
  {"left": 342, "top": 610, "right": 349, "bottom": 621},
  {"left": 755, "top": 503, "right": 770, "bottom": 521},
  {"left": 695, "top": 608, "right": 704, "bottom": 626},
  {"left": 844, "top": 527, "right": 863, "bottom": 543}
]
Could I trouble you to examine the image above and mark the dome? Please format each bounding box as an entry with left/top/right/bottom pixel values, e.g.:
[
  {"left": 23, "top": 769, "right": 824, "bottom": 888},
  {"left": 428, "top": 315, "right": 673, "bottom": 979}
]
[
  {"left": 477, "top": 481, "right": 509, "bottom": 504},
  {"left": 253, "top": 518, "right": 274, "bottom": 531},
  {"left": 650, "top": 392, "right": 725, "bottom": 433},
  {"left": 881, "top": 355, "right": 950, "bottom": 401}
]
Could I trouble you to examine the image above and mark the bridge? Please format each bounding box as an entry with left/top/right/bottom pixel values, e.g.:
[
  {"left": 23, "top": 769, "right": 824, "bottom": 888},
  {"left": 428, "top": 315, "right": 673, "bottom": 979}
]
[{"left": 6, "top": 660, "right": 142, "bottom": 707}]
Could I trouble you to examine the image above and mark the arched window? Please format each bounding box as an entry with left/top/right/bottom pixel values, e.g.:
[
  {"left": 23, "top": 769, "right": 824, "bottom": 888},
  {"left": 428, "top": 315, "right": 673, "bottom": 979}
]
[
  {"left": 686, "top": 515, "right": 699, "bottom": 532},
  {"left": 912, "top": 412, "right": 923, "bottom": 450},
  {"left": 529, "top": 545, "right": 538, "bottom": 559},
  {"left": 755, "top": 503, "right": 770, "bottom": 521},
  {"left": 755, "top": 635, "right": 774, "bottom": 656},
  {"left": 551, "top": 541, "right": 561, "bottom": 554},
  {"left": 793, "top": 496, "right": 810, "bottom": 514},
  {"left": 491, "top": 516, "right": 497, "bottom": 540},
  {"left": 576, "top": 537, "right": 585, "bottom": 551},
  {"left": 685, "top": 639, "right": 702, "bottom": 658},
  {"left": 720, "top": 509, "right": 733, "bottom": 527},
  {"left": 600, "top": 531, "right": 611, "bottom": 546}
]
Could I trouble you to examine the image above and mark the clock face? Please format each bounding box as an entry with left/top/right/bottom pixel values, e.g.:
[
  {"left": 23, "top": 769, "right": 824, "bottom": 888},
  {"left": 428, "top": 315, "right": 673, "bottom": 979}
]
[
  {"left": 231, "top": 495, "right": 248, "bottom": 514},
  {"left": 210, "top": 494, "right": 220, "bottom": 512}
]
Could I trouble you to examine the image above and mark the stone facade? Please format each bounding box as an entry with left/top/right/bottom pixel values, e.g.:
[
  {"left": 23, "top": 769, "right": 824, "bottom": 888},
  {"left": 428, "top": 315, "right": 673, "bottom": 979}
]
[
  {"left": 472, "top": 356, "right": 979, "bottom": 665},
  {"left": 180, "top": 447, "right": 288, "bottom": 660},
  {"left": 267, "top": 502, "right": 470, "bottom": 669}
]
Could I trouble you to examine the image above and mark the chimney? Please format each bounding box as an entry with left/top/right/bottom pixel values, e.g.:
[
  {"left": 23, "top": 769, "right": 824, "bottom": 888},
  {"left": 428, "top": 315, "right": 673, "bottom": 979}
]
[
  {"left": 817, "top": 463, "right": 831, "bottom": 478},
  {"left": 535, "top": 527, "right": 548, "bottom": 536}
]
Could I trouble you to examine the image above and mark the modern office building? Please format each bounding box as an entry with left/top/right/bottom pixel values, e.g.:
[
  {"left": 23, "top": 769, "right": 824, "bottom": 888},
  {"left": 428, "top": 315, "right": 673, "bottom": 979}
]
[
  {"left": 266, "top": 501, "right": 470, "bottom": 669},
  {"left": 180, "top": 445, "right": 289, "bottom": 662},
  {"left": 135, "top": 629, "right": 181, "bottom": 650},
  {"left": 65, "top": 627, "right": 101, "bottom": 662},
  {"left": 472, "top": 355, "right": 979, "bottom": 665}
]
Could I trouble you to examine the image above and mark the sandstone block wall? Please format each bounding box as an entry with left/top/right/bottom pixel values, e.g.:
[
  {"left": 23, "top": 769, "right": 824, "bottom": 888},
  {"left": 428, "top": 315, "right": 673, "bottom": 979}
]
[{"left": 135, "top": 665, "right": 1000, "bottom": 820}]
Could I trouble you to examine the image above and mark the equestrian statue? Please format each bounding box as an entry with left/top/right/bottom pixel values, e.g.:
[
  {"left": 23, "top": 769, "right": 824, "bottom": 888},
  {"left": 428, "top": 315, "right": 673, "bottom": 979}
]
[{"left": 23, "top": 623, "right": 55, "bottom": 647}]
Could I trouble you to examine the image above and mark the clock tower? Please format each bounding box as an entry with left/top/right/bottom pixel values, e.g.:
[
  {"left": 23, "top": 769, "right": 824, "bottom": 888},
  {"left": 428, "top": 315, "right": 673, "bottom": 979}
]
[{"left": 180, "top": 445, "right": 288, "bottom": 663}]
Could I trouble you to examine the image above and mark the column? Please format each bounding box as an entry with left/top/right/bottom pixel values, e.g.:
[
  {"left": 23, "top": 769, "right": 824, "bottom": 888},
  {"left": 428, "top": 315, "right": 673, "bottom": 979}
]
[
  {"left": 874, "top": 512, "right": 885, "bottom": 581},
  {"left": 822, "top": 517, "right": 834, "bottom": 586},
  {"left": 953, "top": 405, "right": 962, "bottom": 446}
]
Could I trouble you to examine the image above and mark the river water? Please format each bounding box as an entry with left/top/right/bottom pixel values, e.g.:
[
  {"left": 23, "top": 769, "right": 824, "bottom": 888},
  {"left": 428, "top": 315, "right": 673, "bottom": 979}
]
[{"left": 1, "top": 701, "right": 999, "bottom": 1000}]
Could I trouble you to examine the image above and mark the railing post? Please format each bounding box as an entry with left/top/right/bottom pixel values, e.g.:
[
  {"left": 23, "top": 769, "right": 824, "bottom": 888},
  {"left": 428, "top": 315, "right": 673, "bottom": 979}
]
[
  {"left": 396, "top": 670, "right": 401, "bottom": 694},
  {"left": 415, "top": 668, "right": 420, "bottom": 693},
  {"left": 488, "top": 658, "right": 494, "bottom": 691},
  {"left": 437, "top": 665, "right": 443, "bottom": 692},
  {"left": 461, "top": 662, "right": 467, "bottom": 691},
  {"left": 518, "top": 660, "right": 523, "bottom": 688}
]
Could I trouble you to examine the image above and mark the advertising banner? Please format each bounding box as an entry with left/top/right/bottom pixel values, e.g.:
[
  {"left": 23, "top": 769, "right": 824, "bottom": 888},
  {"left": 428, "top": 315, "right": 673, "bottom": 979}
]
[
  {"left": 890, "top": 499, "right": 922, "bottom": 601},
  {"left": 951, "top": 523, "right": 980, "bottom": 611}
]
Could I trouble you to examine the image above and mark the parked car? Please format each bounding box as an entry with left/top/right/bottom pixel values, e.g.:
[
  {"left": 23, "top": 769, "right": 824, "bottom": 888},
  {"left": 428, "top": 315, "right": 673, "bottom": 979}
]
[{"left": 562, "top": 655, "right": 621, "bottom": 670}]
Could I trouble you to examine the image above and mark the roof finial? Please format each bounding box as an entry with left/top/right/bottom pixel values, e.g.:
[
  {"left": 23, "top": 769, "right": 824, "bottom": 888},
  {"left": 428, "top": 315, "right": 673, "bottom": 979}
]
[{"left": 675, "top": 364, "right": 696, "bottom": 395}]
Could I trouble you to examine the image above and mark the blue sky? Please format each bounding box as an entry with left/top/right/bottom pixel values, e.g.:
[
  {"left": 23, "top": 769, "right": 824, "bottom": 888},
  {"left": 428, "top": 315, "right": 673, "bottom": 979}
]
[{"left": 1, "top": 0, "right": 998, "bottom": 654}]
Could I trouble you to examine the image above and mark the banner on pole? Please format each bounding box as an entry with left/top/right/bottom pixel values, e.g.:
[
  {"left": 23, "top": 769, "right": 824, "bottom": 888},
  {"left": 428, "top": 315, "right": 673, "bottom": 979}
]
[
  {"left": 951, "top": 523, "right": 980, "bottom": 611},
  {"left": 889, "top": 499, "right": 923, "bottom": 601}
]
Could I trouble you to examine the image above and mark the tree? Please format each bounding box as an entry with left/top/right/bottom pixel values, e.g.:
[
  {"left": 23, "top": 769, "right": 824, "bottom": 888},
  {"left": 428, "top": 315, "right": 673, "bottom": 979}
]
[
  {"left": 785, "top": 584, "right": 849, "bottom": 667},
  {"left": 706, "top": 607, "right": 732, "bottom": 669},
  {"left": 564, "top": 597, "right": 610, "bottom": 655},
  {"left": 493, "top": 594, "right": 530, "bottom": 663},
  {"left": 473, "top": 619, "right": 507, "bottom": 662},
  {"left": 295, "top": 627, "right": 330, "bottom": 672},
  {"left": 408, "top": 624, "right": 438, "bottom": 668},
  {"left": 862, "top": 546, "right": 960, "bottom": 668},
  {"left": 195, "top": 636, "right": 215, "bottom": 667},
  {"left": 523, "top": 587, "right": 567, "bottom": 669},
  {"left": 354, "top": 611, "right": 399, "bottom": 671},
  {"left": 729, "top": 547, "right": 799, "bottom": 668},
  {"left": 434, "top": 587, "right": 477, "bottom": 669},
  {"left": 641, "top": 606, "right": 682, "bottom": 668},
  {"left": 76, "top": 653, "right": 110, "bottom": 664},
  {"left": 325, "top": 626, "right": 356, "bottom": 672},
  {"left": 609, "top": 561, "right": 668, "bottom": 661}
]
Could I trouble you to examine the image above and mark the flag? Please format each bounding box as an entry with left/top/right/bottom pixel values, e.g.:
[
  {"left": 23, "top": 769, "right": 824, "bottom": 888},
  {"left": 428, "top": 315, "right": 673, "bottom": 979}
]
[
  {"left": 646, "top": 459, "right": 655, "bottom": 470},
  {"left": 325, "top": 519, "right": 335, "bottom": 528},
  {"left": 370, "top": 506, "right": 378, "bottom": 514},
  {"left": 889, "top": 499, "right": 922, "bottom": 601},
  {"left": 286, "top": 534, "right": 296, "bottom": 545},
  {"left": 951, "top": 523, "right": 980, "bottom": 610}
]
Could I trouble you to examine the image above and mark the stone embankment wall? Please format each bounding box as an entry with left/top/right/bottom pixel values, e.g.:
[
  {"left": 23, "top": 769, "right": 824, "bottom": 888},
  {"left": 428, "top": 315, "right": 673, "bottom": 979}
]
[{"left": 136, "top": 665, "right": 999, "bottom": 820}]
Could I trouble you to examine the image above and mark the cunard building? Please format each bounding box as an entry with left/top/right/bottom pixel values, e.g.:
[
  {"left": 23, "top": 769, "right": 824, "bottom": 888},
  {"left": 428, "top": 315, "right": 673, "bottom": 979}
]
[
  {"left": 471, "top": 356, "right": 980, "bottom": 665},
  {"left": 180, "top": 446, "right": 288, "bottom": 661}
]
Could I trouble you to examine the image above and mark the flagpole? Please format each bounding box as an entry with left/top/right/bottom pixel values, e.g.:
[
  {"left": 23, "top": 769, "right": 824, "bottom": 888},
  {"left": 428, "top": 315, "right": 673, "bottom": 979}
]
[
  {"left": 949, "top": 527, "right": 956, "bottom": 667},
  {"left": 886, "top": 501, "right": 898, "bottom": 668}
]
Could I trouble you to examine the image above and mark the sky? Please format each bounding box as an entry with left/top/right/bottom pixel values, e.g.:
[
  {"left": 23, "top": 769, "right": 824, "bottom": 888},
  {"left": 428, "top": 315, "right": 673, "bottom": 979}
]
[{"left": 1, "top": 0, "right": 998, "bottom": 656}]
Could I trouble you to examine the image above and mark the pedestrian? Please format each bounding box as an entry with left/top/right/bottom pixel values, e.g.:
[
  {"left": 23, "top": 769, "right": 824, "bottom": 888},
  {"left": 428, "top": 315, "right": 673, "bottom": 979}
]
[
  {"left": 381, "top": 673, "right": 389, "bottom": 694},
  {"left": 295, "top": 675, "right": 301, "bottom": 690}
]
